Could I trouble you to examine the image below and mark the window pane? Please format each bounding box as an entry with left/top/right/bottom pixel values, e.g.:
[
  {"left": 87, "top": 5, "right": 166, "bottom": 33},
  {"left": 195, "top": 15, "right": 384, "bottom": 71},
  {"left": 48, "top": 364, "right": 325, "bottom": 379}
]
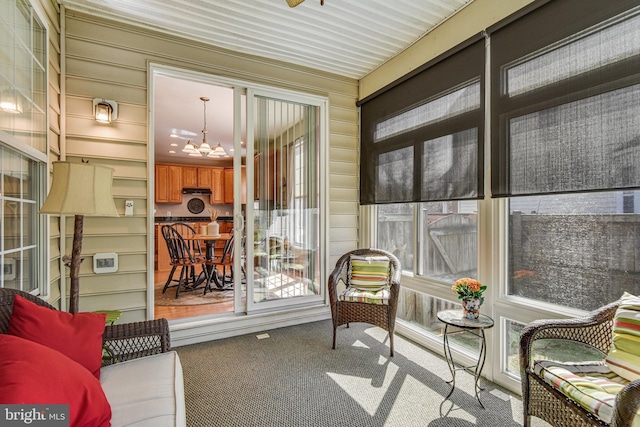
[
  {"left": 509, "top": 84, "right": 640, "bottom": 195},
  {"left": 377, "top": 203, "right": 414, "bottom": 273},
  {"left": 0, "top": 145, "right": 42, "bottom": 292},
  {"left": 506, "top": 11, "right": 640, "bottom": 96},
  {"left": 505, "top": 320, "right": 524, "bottom": 378},
  {"left": 376, "top": 146, "right": 413, "bottom": 203},
  {"left": 509, "top": 191, "right": 640, "bottom": 311},
  {"left": 420, "top": 201, "right": 477, "bottom": 281},
  {"left": 398, "top": 289, "right": 480, "bottom": 356},
  {"left": 375, "top": 80, "right": 481, "bottom": 142},
  {"left": 422, "top": 128, "right": 478, "bottom": 200}
]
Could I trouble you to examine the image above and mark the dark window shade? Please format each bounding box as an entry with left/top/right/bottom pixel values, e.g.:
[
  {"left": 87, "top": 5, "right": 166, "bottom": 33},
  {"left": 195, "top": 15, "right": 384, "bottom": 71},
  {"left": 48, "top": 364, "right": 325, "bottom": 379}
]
[
  {"left": 490, "top": 0, "right": 640, "bottom": 198},
  {"left": 360, "top": 39, "right": 485, "bottom": 205}
]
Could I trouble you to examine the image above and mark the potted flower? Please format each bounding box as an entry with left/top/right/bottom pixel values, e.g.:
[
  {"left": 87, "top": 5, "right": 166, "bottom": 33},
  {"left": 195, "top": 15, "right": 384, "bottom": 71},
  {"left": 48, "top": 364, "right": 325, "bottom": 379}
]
[{"left": 452, "top": 278, "right": 486, "bottom": 319}]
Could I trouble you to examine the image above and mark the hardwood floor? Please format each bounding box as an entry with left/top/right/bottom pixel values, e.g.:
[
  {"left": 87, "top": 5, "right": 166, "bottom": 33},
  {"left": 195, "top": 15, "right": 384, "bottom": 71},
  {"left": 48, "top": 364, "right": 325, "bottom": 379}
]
[{"left": 153, "top": 270, "right": 234, "bottom": 321}]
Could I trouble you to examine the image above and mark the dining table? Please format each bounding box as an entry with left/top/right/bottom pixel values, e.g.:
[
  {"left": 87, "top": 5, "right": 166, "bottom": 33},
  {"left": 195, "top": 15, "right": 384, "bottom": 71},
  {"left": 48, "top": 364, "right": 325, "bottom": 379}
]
[{"left": 183, "top": 233, "right": 234, "bottom": 289}]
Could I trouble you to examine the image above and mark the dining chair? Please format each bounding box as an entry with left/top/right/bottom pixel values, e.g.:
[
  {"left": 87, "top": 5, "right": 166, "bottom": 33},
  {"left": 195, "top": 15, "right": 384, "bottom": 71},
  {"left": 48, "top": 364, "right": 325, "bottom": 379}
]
[
  {"left": 161, "top": 223, "right": 209, "bottom": 298},
  {"left": 204, "top": 234, "right": 235, "bottom": 293}
]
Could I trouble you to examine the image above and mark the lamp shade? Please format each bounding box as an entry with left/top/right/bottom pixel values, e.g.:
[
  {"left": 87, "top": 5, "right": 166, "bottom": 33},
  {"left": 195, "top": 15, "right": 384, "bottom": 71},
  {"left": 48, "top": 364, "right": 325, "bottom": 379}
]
[{"left": 40, "top": 162, "right": 119, "bottom": 217}]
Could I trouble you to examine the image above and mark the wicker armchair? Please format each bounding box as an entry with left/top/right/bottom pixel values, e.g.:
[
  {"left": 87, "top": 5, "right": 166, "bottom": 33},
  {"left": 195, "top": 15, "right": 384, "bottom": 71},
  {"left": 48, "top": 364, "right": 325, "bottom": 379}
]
[
  {"left": 520, "top": 300, "right": 640, "bottom": 427},
  {"left": 0, "top": 288, "right": 170, "bottom": 366},
  {"left": 328, "top": 248, "right": 401, "bottom": 357}
]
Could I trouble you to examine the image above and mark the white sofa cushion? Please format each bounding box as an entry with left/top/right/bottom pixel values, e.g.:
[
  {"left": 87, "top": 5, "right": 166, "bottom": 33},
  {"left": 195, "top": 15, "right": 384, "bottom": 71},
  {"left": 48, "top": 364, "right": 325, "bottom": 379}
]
[{"left": 100, "top": 351, "right": 186, "bottom": 427}]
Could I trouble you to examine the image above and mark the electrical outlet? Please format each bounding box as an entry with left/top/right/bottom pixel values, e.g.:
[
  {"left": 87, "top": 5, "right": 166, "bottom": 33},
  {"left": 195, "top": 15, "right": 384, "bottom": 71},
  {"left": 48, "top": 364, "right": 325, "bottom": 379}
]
[{"left": 125, "top": 200, "right": 134, "bottom": 216}]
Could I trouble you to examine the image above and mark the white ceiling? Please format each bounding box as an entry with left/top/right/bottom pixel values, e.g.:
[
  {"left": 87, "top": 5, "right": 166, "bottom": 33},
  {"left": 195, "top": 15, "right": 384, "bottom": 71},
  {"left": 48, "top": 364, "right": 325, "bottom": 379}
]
[{"left": 60, "top": 0, "right": 474, "bottom": 163}]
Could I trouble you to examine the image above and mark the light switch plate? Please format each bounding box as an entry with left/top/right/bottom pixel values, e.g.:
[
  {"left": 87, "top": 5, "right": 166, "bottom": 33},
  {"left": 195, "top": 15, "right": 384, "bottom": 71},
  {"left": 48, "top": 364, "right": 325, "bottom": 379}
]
[{"left": 125, "top": 200, "right": 134, "bottom": 216}]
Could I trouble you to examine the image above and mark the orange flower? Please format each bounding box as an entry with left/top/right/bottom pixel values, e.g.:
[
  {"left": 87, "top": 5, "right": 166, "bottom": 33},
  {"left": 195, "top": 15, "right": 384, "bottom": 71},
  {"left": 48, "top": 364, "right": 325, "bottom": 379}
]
[{"left": 452, "top": 277, "right": 486, "bottom": 302}]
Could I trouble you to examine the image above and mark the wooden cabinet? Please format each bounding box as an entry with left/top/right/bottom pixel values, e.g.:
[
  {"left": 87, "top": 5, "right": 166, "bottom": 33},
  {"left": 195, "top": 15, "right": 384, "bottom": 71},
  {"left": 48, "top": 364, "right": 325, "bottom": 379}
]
[
  {"left": 155, "top": 224, "right": 172, "bottom": 272},
  {"left": 156, "top": 164, "right": 227, "bottom": 204},
  {"left": 183, "top": 166, "right": 213, "bottom": 189},
  {"left": 198, "top": 167, "right": 212, "bottom": 188},
  {"left": 210, "top": 167, "right": 224, "bottom": 204},
  {"left": 224, "top": 166, "right": 246, "bottom": 204},
  {"left": 155, "top": 164, "right": 182, "bottom": 204},
  {"left": 182, "top": 167, "right": 198, "bottom": 188}
]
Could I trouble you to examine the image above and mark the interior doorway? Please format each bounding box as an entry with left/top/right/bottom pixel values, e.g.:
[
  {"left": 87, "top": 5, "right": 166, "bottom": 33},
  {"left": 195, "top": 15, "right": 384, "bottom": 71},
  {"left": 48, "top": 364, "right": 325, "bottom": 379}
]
[
  {"left": 151, "top": 70, "right": 243, "bottom": 321},
  {"left": 148, "top": 65, "right": 328, "bottom": 322}
]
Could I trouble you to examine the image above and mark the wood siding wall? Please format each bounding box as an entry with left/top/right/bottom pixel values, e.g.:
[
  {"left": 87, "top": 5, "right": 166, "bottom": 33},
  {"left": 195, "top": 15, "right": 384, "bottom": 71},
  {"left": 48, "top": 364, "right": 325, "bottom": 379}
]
[{"left": 61, "top": 11, "right": 359, "bottom": 320}]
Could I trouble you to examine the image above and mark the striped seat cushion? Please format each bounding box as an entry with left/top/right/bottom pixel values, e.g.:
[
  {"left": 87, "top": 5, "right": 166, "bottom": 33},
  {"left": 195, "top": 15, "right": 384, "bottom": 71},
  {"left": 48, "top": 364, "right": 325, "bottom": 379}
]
[
  {"left": 348, "top": 255, "right": 390, "bottom": 292},
  {"left": 606, "top": 292, "right": 640, "bottom": 381},
  {"left": 339, "top": 286, "right": 390, "bottom": 305},
  {"left": 534, "top": 360, "right": 640, "bottom": 425}
]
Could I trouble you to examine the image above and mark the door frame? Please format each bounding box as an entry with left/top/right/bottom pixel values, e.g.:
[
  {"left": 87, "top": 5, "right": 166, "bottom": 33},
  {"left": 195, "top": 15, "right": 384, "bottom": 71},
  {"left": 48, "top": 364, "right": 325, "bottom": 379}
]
[{"left": 147, "top": 63, "right": 330, "bottom": 321}]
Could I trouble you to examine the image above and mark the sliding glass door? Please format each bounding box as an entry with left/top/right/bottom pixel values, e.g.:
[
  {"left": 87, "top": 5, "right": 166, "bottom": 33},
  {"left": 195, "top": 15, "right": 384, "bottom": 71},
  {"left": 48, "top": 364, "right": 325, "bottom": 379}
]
[{"left": 241, "top": 90, "right": 325, "bottom": 313}]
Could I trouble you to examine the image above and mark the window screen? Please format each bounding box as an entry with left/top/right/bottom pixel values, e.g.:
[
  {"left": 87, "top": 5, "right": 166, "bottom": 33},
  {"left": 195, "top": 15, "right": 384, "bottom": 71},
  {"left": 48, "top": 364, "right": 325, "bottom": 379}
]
[{"left": 359, "top": 38, "right": 485, "bottom": 205}]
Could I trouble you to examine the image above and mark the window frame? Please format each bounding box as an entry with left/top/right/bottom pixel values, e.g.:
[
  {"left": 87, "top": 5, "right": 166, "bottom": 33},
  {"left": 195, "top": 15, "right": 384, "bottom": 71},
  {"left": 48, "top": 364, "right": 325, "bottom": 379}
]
[{"left": 0, "top": 0, "right": 49, "bottom": 296}]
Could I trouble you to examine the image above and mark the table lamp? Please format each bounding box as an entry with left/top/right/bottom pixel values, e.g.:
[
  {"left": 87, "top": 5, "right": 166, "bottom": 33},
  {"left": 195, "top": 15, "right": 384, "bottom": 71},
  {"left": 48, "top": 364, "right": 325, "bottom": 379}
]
[{"left": 40, "top": 161, "right": 119, "bottom": 313}]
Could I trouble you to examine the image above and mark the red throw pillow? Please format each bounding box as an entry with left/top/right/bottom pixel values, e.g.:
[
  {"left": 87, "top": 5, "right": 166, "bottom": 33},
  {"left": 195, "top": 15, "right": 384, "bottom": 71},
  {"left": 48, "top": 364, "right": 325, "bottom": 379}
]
[
  {"left": 7, "top": 295, "right": 106, "bottom": 379},
  {"left": 0, "top": 335, "right": 111, "bottom": 426}
]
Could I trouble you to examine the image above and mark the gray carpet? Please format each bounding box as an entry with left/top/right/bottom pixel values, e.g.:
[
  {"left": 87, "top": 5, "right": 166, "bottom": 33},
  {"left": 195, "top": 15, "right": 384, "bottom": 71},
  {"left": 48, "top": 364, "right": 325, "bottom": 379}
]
[{"left": 176, "top": 320, "right": 549, "bottom": 427}]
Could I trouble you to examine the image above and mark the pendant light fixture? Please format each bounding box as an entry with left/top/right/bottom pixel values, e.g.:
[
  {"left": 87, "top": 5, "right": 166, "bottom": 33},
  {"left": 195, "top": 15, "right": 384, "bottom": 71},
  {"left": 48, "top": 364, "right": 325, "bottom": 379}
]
[{"left": 182, "top": 96, "right": 228, "bottom": 157}]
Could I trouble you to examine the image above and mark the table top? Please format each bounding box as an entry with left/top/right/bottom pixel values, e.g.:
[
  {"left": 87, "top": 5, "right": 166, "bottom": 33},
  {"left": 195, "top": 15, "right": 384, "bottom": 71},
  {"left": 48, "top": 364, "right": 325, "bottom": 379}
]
[
  {"left": 437, "top": 309, "right": 494, "bottom": 329},
  {"left": 183, "top": 233, "right": 233, "bottom": 241}
]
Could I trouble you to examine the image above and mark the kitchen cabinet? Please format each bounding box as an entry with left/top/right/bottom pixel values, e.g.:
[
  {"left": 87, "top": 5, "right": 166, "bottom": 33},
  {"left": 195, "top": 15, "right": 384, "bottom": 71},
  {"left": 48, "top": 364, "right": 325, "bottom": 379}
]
[
  {"left": 182, "top": 167, "right": 198, "bottom": 188},
  {"left": 155, "top": 224, "right": 173, "bottom": 272},
  {"left": 224, "top": 166, "right": 246, "bottom": 204},
  {"left": 155, "top": 164, "right": 182, "bottom": 204},
  {"left": 183, "top": 166, "right": 213, "bottom": 189},
  {"left": 210, "top": 167, "right": 224, "bottom": 204}
]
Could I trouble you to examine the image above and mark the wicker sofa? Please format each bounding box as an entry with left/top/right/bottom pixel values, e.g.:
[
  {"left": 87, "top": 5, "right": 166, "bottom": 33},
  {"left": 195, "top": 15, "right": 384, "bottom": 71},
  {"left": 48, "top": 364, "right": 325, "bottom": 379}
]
[
  {"left": 520, "top": 299, "right": 640, "bottom": 427},
  {"left": 0, "top": 288, "right": 186, "bottom": 426}
]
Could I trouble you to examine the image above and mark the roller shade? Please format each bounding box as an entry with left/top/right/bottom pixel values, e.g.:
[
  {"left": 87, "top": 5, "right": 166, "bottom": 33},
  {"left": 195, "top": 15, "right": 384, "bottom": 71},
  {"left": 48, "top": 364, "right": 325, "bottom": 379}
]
[
  {"left": 490, "top": 0, "right": 640, "bottom": 198},
  {"left": 359, "top": 38, "right": 485, "bottom": 205}
]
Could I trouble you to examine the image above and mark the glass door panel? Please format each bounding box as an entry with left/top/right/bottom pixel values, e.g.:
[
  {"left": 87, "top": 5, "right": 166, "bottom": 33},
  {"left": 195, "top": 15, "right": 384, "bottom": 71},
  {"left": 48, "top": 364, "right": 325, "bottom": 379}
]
[{"left": 246, "top": 94, "right": 322, "bottom": 312}]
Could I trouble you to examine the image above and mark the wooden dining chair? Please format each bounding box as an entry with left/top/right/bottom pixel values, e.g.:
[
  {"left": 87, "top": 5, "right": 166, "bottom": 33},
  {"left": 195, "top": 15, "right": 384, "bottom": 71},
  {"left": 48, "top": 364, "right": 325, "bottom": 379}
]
[
  {"left": 161, "top": 223, "right": 209, "bottom": 298},
  {"left": 204, "top": 234, "right": 235, "bottom": 294}
]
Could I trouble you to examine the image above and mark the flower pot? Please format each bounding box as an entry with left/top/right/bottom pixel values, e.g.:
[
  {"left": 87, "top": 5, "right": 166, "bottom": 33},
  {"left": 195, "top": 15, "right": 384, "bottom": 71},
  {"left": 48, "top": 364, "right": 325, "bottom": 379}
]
[{"left": 462, "top": 298, "right": 481, "bottom": 319}]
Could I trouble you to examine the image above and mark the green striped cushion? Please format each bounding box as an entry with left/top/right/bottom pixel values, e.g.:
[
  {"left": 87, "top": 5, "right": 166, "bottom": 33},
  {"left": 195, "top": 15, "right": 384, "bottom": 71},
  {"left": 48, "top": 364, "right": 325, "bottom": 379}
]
[
  {"left": 534, "top": 360, "right": 637, "bottom": 425},
  {"left": 606, "top": 292, "right": 640, "bottom": 381},
  {"left": 339, "top": 286, "right": 390, "bottom": 305},
  {"left": 349, "top": 255, "right": 390, "bottom": 292}
]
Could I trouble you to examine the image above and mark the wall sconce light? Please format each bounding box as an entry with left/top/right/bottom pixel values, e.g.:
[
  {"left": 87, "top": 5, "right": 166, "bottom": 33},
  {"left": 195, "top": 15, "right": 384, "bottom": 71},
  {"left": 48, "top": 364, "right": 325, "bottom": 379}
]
[
  {"left": 0, "top": 89, "right": 23, "bottom": 114},
  {"left": 93, "top": 98, "right": 118, "bottom": 124}
]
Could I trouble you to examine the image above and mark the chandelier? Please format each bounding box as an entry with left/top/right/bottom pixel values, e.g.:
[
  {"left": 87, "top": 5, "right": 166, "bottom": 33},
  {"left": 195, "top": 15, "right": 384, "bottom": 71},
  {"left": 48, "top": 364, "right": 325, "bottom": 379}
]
[{"left": 182, "top": 96, "right": 228, "bottom": 158}]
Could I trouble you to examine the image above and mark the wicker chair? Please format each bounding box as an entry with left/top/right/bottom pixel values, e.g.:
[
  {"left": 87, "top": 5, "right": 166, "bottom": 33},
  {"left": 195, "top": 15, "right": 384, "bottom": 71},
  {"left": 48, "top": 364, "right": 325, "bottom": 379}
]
[
  {"left": 0, "top": 288, "right": 170, "bottom": 366},
  {"left": 328, "top": 248, "right": 401, "bottom": 357},
  {"left": 520, "top": 300, "right": 640, "bottom": 427}
]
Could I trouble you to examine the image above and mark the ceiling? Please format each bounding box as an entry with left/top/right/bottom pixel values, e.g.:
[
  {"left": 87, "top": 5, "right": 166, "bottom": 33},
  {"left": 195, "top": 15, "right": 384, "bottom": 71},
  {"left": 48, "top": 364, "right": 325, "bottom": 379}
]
[{"left": 60, "top": 0, "right": 474, "bottom": 163}]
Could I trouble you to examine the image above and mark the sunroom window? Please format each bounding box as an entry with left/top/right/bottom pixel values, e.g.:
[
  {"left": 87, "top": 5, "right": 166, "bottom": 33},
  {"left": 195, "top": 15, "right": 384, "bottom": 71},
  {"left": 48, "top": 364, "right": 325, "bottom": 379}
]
[
  {"left": 492, "top": 5, "right": 640, "bottom": 310},
  {"left": 0, "top": 0, "right": 48, "bottom": 293}
]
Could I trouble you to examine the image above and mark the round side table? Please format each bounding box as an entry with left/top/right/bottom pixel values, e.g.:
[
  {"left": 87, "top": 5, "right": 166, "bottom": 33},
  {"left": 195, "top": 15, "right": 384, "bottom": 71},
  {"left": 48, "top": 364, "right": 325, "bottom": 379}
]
[{"left": 437, "top": 309, "right": 494, "bottom": 407}]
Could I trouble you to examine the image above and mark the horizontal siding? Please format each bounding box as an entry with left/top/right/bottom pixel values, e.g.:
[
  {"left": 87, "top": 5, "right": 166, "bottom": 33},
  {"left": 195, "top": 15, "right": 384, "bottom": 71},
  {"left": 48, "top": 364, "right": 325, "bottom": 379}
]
[{"left": 62, "top": 11, "right": 360, "bottom": 320}]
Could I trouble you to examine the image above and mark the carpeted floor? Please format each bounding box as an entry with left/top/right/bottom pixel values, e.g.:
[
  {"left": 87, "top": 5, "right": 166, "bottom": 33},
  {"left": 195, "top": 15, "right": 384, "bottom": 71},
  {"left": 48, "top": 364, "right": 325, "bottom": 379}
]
[{"left": 176, "top": 320, "right": 550, "bottom": 427}]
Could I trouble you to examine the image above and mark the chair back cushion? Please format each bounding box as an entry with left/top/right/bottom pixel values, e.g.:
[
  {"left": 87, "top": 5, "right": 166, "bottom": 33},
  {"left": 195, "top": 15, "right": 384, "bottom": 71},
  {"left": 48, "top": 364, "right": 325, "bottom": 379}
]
[
  {"left": 605, "top": 292, "right": 640, "bottom": 381},
  {"left": 348, "top": 255, "right": 390, "bottom": 292}
]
